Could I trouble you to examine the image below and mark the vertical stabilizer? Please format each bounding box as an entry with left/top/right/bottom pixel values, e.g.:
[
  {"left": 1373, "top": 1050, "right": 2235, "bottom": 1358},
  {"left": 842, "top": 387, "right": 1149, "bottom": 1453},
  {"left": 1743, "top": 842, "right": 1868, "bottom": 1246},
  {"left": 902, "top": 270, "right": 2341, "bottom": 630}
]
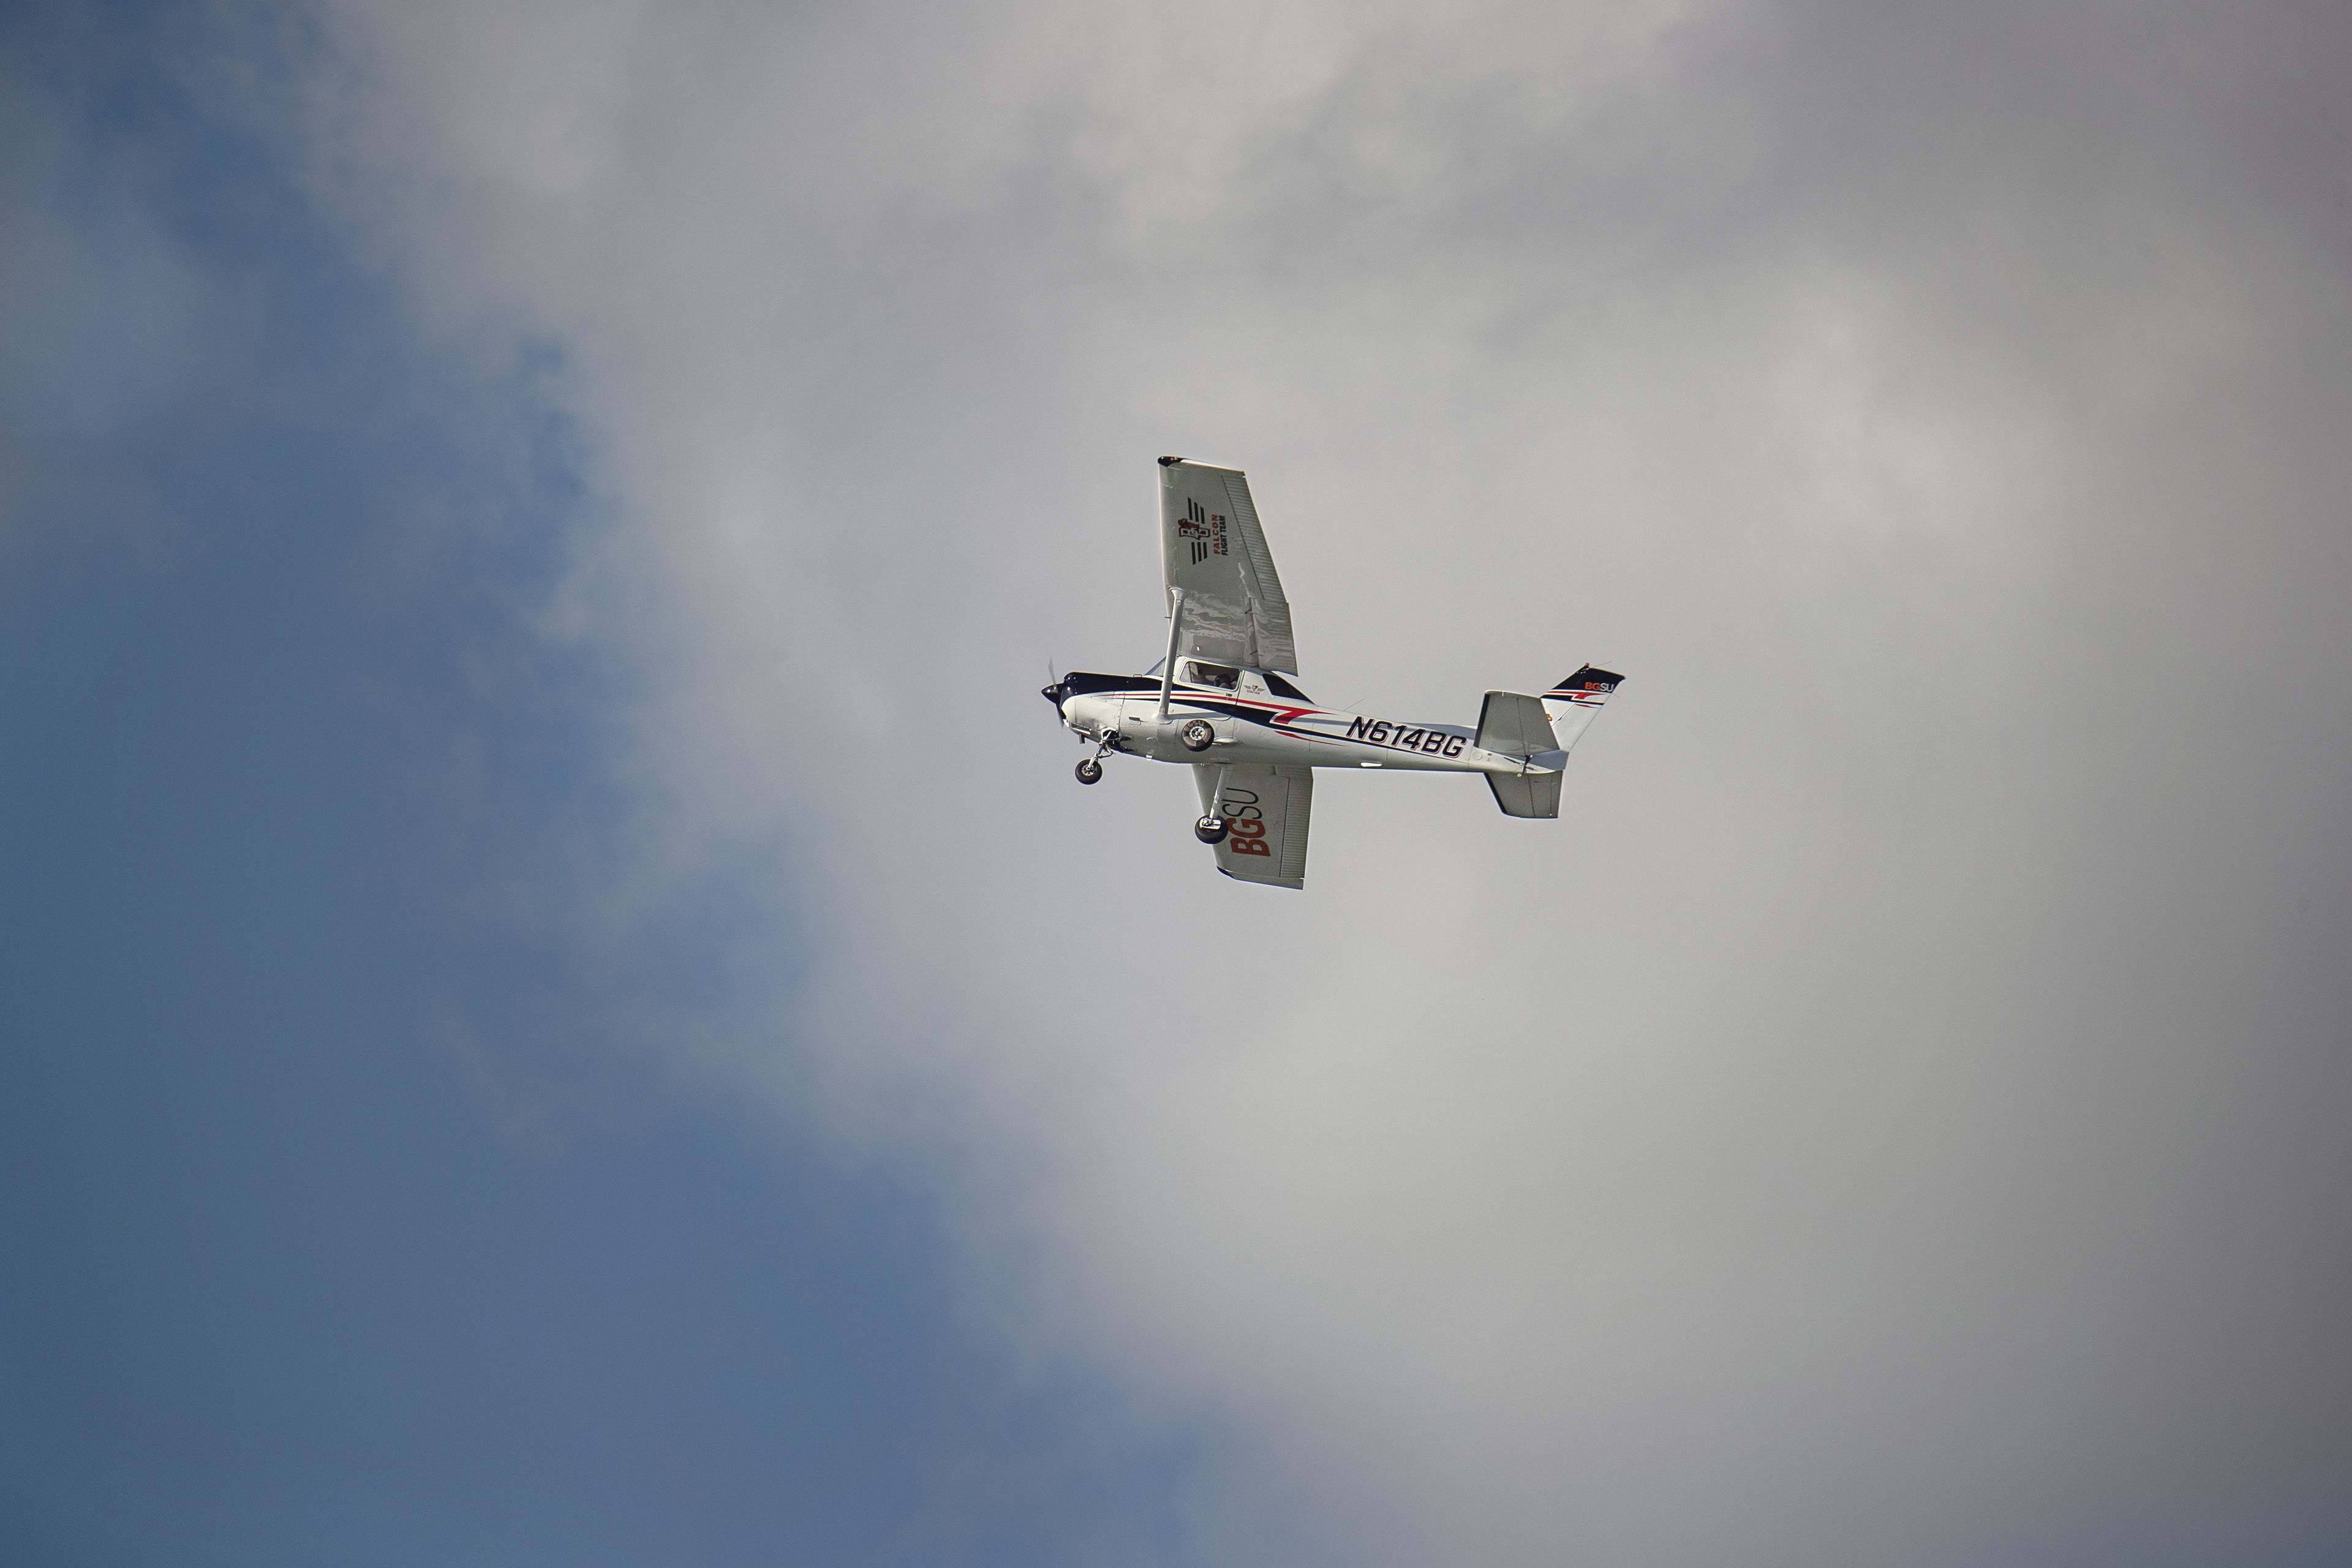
[{"left": 1541, "top": 666, "right": 1626, "bottom": 752}]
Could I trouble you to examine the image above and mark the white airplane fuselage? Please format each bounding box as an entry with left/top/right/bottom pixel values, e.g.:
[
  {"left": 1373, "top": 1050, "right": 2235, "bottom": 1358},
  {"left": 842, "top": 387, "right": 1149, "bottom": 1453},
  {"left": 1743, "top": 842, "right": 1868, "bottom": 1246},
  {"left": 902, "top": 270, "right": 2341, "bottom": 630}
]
[{"left": 1047, "top": 667, "right": 1571, "bottom": 780}]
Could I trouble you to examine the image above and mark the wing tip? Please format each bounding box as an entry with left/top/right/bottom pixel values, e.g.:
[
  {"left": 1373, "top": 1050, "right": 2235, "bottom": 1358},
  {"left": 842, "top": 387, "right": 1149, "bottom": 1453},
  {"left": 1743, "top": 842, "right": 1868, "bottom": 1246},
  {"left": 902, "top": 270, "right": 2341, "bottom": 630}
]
[{"left": 1216, "top": 867, "right": 1306, "bottom": 891}]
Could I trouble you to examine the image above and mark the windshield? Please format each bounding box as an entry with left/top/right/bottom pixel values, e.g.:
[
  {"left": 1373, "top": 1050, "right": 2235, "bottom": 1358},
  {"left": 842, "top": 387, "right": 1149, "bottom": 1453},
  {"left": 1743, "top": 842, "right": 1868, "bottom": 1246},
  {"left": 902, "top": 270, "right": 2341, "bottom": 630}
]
[{"left": 1263, "top": 671, "right": 1311, "bottom": 700}]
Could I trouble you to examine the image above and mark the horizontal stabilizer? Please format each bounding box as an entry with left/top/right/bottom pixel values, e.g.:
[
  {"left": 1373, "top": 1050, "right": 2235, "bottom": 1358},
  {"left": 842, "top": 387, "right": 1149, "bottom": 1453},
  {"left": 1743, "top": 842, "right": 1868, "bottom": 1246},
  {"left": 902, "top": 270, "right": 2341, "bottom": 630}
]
[
  {"left": 1475, "top": 691, "right": 1558, "bottom": 758},
  {"left": 1487, "top": 771, "right": 1564, "bottom": 818}
]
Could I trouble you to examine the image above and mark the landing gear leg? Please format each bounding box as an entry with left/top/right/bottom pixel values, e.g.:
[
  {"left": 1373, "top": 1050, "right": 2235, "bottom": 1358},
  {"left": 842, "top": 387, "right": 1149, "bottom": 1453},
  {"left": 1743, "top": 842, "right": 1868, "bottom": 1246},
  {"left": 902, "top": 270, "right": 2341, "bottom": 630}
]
[
  {"left": 1194, "top": 761, "right": 1230, "bottom": 842},
  {"left": 1076, "top": 730, "right": 1118, "bottom": 785}
]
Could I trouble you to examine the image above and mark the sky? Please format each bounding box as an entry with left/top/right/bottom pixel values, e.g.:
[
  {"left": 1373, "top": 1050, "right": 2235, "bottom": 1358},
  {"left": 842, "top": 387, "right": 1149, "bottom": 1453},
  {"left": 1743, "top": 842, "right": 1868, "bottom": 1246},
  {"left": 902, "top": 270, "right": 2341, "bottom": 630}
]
[{"left": 3, "top": 2, "right": 2350, "bottom": 1566}]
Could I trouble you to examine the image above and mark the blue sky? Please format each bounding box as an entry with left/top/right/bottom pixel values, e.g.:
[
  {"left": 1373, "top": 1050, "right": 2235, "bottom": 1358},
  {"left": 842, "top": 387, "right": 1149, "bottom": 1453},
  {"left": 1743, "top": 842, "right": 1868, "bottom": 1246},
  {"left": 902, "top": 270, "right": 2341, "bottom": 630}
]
[
  {"left": 0, "top": 11, "right": 1191, "bottom": 1564},
  {"left": 7, "top": 3, "right": 2352, "bottom": 1566}
]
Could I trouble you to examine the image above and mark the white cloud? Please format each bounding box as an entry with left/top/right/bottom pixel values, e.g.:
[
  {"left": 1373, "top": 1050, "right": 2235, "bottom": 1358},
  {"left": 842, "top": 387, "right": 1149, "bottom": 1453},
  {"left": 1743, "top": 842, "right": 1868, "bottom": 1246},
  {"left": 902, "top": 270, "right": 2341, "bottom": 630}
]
[{"left": 252, "top": 1, "right": 2352, "bottom": 1561}]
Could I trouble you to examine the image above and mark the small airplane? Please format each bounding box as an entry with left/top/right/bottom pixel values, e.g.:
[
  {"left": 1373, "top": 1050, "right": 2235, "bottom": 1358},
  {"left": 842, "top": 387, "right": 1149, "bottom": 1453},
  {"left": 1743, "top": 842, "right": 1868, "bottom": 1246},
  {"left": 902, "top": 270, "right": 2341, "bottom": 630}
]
[{"left": 1042, "top": 456, "right": 1625, "bottom": 889}]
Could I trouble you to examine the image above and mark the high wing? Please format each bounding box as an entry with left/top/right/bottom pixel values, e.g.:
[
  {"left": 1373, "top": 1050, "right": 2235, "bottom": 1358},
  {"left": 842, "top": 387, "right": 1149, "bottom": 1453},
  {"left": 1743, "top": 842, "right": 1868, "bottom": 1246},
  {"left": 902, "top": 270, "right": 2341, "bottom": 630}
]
[
  {"left": 1195, "top": 763, "right": 1313, "bottom": 889},
  {"left": 1159, "top": 457, "right": 1297, "bottom": 674}
]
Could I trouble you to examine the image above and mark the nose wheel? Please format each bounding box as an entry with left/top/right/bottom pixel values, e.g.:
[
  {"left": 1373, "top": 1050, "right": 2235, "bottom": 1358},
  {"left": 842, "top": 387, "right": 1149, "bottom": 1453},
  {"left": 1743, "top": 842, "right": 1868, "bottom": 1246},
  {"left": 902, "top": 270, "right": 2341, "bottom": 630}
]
[
  {"left": 1074, "top": 727, "right": 1122, "bottom": 785},
  {"left": 1194, "top": 815, "right": 1228, "bottom": 844}
]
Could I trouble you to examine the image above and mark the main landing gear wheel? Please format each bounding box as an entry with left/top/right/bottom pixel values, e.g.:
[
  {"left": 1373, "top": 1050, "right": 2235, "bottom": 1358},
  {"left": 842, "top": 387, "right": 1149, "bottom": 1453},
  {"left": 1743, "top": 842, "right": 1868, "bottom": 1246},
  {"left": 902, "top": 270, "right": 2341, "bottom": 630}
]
[
  {"left": 1178, "top": 718, "right": 1216, "bottom": 752},
  {"left": 1194, "top": 815, "right": 1228, "bottom": 844},
  {"left": 1076, "top": 758, "right": 1104, "bottom": 785}
]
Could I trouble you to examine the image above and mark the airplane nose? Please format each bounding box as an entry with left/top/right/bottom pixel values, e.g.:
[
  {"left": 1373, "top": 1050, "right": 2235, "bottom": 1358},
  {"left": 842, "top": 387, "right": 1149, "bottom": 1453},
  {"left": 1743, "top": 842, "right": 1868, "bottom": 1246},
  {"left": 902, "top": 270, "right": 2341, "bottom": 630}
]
[{"left": 1040, "top": 683, "right": 1069, "bottom": 710}]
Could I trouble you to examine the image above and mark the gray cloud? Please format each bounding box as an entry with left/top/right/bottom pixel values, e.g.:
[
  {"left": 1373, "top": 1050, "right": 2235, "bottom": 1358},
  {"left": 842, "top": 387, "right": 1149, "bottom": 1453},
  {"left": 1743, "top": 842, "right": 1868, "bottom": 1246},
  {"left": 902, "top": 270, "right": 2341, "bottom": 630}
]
[{"left": 243, "top": 1, "right": 2352, "bottom": 1561}]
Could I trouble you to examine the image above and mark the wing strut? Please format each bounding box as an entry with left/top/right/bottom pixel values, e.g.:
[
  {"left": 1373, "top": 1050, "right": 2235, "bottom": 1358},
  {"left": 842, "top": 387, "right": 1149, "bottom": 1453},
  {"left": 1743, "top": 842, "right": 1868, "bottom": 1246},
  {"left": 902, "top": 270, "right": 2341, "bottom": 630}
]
[{"left": 1156, "top": 587, "right": 1185, "bottom": 721}]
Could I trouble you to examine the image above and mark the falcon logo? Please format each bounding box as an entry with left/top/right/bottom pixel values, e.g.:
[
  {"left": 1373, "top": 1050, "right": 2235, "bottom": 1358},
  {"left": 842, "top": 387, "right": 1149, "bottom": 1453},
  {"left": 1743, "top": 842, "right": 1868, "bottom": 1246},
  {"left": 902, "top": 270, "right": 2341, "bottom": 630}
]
[{"left": 1177, "top": 498, "right": 1227, "bottom": 564}]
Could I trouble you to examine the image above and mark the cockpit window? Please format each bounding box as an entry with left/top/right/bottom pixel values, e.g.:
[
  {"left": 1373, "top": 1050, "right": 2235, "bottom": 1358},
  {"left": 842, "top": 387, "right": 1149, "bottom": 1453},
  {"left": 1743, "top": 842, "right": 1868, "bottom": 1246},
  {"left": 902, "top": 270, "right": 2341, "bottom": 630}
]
[
  {"left": 1184, "top": 661, "right": 1240, "bottom": 690},
  {"left": 1263, "top": 671, "right": 1311, "bottom": 700}
]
